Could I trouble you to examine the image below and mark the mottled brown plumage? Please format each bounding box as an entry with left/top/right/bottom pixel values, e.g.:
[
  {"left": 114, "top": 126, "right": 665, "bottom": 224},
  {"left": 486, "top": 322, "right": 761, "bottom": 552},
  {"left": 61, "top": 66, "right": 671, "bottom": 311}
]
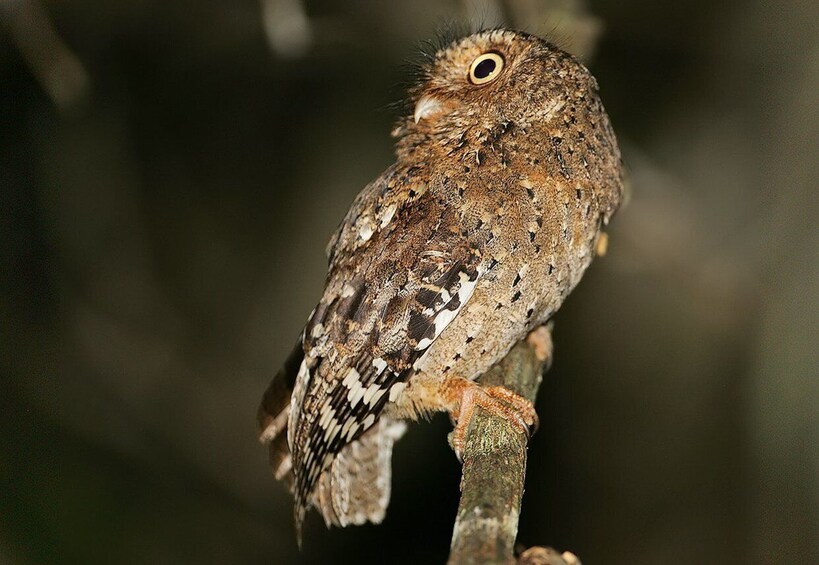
[{"left": 257, "top": 28, "right": 623, "bottom": 538}]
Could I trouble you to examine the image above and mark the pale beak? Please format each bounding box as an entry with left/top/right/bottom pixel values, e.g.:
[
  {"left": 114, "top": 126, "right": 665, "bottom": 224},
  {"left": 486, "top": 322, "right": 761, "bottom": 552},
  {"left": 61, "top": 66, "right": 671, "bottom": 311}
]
[{"left": 413, "top": 95, "right": 442, "bottom": 123}]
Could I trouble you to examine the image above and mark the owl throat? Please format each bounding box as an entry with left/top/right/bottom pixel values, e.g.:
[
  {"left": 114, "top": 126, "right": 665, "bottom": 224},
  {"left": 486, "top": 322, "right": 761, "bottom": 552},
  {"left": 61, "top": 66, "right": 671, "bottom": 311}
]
[{"left": 394, "top": 113, "right": 548, "bottom": 172}]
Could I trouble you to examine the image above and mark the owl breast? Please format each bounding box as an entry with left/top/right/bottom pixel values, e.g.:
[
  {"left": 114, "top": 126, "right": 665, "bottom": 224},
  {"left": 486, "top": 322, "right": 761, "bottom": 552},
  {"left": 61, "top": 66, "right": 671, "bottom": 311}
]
[{"left": 405, "top": 157, "right": 608, "bottom": 385}]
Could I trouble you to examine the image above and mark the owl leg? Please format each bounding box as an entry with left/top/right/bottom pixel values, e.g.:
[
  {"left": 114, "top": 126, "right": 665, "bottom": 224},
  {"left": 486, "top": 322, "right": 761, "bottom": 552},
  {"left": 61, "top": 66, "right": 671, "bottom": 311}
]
[{"left": 389, "top": 375, "right": 537, "bottom": 459}]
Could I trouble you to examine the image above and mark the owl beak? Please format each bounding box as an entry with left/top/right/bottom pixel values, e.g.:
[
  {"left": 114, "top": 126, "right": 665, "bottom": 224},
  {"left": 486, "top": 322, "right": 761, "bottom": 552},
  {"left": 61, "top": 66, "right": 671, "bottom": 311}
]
[{"left": 413, "top": 95, "right": 442, "bottom": 123}]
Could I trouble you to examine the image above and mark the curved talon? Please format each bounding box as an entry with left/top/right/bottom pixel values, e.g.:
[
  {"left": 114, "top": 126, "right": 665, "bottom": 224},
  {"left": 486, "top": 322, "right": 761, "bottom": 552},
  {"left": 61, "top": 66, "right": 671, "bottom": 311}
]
[{"left": 483, "top": 385, "right": 539, "bottom": 435}]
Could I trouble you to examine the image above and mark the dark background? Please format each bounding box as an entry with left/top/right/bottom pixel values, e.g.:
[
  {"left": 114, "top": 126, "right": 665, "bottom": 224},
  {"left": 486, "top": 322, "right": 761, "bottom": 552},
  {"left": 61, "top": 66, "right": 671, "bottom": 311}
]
[{"left": 1, "top": 0, "right": 817, "bottom": 563}]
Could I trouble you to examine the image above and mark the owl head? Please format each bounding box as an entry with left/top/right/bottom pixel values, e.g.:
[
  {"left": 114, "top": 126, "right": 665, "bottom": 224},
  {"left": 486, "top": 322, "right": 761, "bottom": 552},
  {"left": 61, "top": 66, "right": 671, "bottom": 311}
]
[{"left": 394, "top": 29, "right": 601, "bottom": 158}]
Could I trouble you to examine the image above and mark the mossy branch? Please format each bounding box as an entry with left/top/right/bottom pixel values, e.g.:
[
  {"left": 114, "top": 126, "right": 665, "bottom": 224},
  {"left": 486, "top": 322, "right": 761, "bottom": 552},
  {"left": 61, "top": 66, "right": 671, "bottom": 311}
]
[{"left": 447, "top": 325, "right": 579, "bottom": 565}]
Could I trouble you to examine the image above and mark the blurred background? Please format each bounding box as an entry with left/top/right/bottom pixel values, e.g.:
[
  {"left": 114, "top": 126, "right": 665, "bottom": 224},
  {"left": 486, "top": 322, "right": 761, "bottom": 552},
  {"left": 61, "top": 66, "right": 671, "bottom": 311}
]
[{"left": 1, "top": 0, "right": 817, "bottom": 563}]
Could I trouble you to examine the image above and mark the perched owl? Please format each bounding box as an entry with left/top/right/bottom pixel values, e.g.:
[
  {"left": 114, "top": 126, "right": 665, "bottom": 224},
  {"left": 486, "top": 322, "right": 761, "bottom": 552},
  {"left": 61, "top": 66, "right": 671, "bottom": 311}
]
[{"left": 258, "top": 29, "right": 623, "bottom": 538}]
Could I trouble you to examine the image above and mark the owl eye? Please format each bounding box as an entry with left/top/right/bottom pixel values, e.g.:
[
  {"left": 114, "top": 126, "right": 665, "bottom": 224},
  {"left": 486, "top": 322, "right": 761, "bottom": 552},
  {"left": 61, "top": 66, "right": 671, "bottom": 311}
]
[{"left": 468, "top": 52, "right": 505, "bottom": 85}]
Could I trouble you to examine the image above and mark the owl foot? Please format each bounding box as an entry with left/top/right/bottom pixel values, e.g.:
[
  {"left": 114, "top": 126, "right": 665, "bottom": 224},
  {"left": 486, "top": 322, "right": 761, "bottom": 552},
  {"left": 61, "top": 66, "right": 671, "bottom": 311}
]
[{"left": 449, "top": 383, "right": 538, "bottom": 460}]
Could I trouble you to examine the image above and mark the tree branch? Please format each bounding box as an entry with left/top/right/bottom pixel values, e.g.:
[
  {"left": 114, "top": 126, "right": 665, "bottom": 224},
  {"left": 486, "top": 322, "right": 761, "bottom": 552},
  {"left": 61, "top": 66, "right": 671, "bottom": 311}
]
[
  {"left": 0, "top": 0, "right": 90, "bottom": 112},
  {"left": 448, "top": 325, "right": 573, "bottom": 565}
]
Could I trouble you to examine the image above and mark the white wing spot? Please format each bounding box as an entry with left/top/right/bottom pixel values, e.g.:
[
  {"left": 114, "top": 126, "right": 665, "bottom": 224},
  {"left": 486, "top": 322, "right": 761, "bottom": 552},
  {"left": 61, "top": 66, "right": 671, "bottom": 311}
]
[
  {"left": 379, "top": 204, "right": 397, "bottom": 228},
  {"left": 323, "top": 418, "right": 340, "bottom": 441},
  {"left": 341, "top": 419, "right": 359, "bottom": 440},
  {"left": 358, "top": 222, "right": 374, "bottom": 242},
  {"left": 413, "top": 265, "right": 485, "bottom": 351},
  {"left": 318, "top": 404, "right": 336, "bottom": 429},
  {"left": 416, "top": 337, "right": 433, "bottom": 351},
  {"left": 347, "top": 380, "right": 366, "bottom": 407},
  {"left": 342, "top": 367, "right": 361, "bottom": 387},
  {"left": 362, "top": 383, "right": 382, "bottom": 405},
  {"left": 372, "top": 357, "right": 388, "bottom": 375},
  {"left": 368, "top": 386, "right": 387, "bottom": 406},
  {"left": 388, "top": 382, "right": 406, "bottom": 402},
  {"left": 431, "top": 308, "right": 459, "bottom": 339}
]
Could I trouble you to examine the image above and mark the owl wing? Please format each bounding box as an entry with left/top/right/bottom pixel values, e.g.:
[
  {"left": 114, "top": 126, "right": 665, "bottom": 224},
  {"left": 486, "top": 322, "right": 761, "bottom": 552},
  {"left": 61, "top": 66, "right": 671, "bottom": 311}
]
[
  {"left": 324, "top": 163, "right": 430, "bottom": 269},
  {"left": 289, "top": 171, "right": 487, "bottom": 529}
]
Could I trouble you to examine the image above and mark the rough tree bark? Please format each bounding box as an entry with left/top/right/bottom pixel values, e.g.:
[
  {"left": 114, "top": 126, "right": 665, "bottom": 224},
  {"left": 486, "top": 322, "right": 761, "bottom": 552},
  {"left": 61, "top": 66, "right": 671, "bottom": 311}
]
[{"left": 447, "top": 325, "right": 580, "bottom": 565}]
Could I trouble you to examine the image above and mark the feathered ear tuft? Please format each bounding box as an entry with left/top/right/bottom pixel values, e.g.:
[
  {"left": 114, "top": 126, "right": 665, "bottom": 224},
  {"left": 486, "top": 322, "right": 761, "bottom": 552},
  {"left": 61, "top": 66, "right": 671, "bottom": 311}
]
[
  {"left": 430, "top": 20, "right": 473, "bottom": 54},
  {"left": 408, "top": 20, "right": 475, "bottom": 84}
]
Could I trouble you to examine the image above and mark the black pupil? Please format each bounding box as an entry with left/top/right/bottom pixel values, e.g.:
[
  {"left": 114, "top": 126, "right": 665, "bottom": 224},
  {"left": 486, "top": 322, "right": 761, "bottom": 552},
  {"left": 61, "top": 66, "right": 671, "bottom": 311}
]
[{"left": 474, "top": 58, "right": 496, "bottom": 79}]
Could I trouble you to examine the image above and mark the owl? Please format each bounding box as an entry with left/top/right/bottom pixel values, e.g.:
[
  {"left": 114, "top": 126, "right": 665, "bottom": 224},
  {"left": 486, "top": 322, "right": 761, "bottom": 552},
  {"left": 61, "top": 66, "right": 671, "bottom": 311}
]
[{"left": 257, "top": 29, "right": 623, "bottom": 538}]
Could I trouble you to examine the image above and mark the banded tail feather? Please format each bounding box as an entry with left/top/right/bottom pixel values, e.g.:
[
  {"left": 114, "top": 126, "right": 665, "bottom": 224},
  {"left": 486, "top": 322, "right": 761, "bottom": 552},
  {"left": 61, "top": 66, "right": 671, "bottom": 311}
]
[{"left": 258, "top": 337, "right": 406, "bottom": 541}]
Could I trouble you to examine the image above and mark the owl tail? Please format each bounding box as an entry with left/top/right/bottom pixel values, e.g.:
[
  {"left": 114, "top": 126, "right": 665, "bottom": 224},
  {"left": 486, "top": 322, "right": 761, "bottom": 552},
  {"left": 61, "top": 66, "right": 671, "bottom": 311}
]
[
  {"left": 258, "top": 341, "right": 406, "bottom": 540},
  {"left": 314, "top": 416, "right": 406, "bottom": 528}
]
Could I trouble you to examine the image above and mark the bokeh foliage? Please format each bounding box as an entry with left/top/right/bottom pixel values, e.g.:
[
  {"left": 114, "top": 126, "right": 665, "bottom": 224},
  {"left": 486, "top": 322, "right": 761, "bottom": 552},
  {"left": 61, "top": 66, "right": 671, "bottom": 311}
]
[{"left": 1, "top": 0, "right": 817, "bottom": 563}]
